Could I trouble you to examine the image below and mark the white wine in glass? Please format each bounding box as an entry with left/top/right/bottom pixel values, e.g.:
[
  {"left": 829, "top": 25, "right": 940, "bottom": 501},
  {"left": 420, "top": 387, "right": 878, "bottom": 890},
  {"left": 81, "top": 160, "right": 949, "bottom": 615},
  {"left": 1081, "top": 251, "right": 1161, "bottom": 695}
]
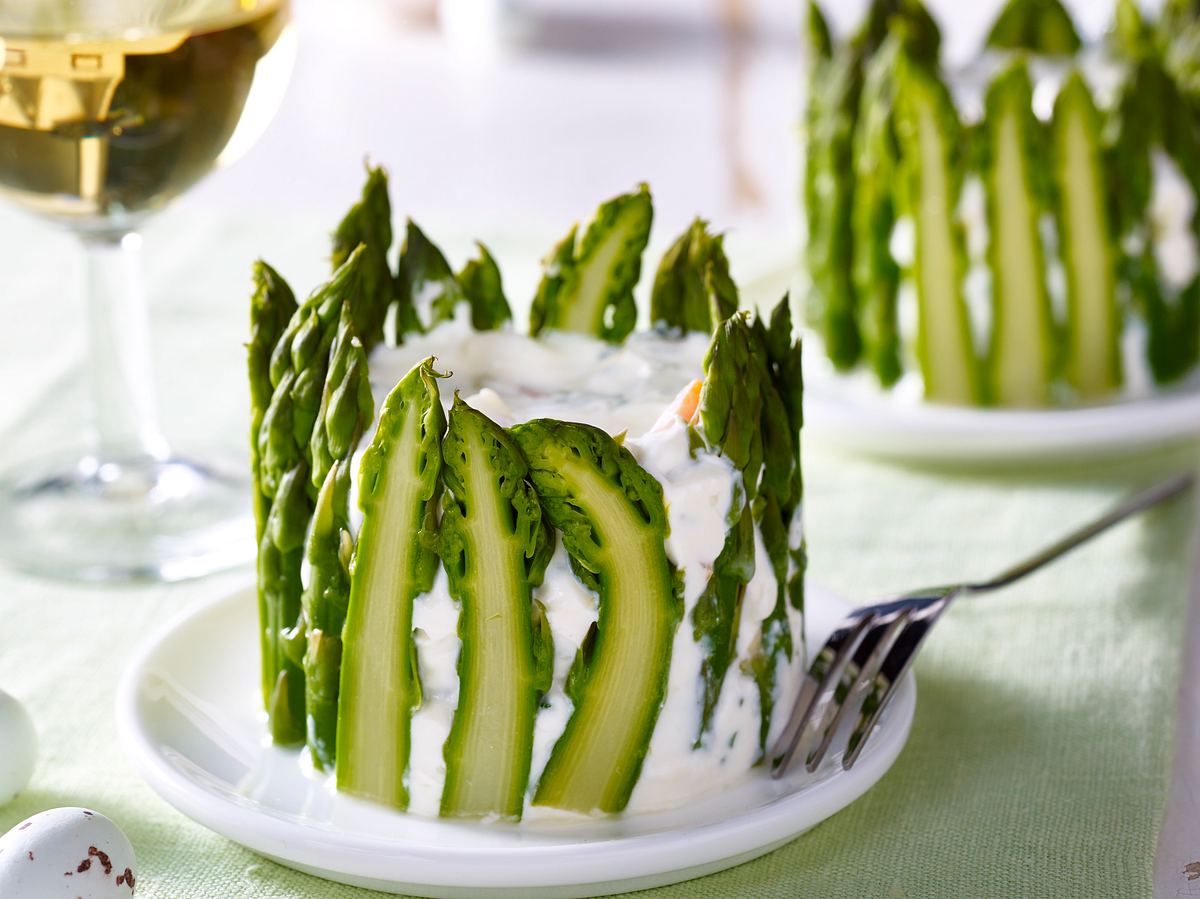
[{"left": 0, "top": 0, "right": 294, "bottom": 581}]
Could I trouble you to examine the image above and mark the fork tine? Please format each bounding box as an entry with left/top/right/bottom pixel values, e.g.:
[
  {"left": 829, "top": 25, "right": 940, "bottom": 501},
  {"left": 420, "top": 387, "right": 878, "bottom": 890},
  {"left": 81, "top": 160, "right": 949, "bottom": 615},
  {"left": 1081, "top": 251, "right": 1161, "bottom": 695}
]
[
  {"left": 841, "top": 596, "right": 952, "bottom": 770},
  {"left": 805, "top": 608, "right": 913, "bottom": 772},
  {"left": 769, "top": 612, "right": 876, "bottom": 778}
]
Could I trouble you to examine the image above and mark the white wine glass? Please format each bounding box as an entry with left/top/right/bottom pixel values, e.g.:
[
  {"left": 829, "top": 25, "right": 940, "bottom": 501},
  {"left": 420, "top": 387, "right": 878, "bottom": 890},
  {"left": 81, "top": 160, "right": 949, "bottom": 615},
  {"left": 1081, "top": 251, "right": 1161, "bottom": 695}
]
[{"left": 0, "top": 0, "right": 295, "bottom": 581}]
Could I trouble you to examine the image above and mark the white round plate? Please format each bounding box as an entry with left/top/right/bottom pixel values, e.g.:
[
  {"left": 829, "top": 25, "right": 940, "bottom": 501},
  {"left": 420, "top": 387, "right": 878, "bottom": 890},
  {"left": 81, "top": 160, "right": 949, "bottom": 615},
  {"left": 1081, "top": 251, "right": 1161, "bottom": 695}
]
[
  {"left": 803, "top": 345, "right": 1200, "bottom": 464},
  {"left": 117, "top": 583, "right": 914, "bottom": 898}
]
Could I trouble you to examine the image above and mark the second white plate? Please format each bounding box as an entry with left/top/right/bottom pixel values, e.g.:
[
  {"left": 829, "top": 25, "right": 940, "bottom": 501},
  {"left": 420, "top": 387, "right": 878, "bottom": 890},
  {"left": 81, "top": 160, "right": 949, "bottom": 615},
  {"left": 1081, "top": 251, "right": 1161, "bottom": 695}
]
[
  {"left": 803, "top": 347, "right": 1200, "bottom": 464},
  {"left": 117, "top": 582, "right": 914, "bottom": 898}
]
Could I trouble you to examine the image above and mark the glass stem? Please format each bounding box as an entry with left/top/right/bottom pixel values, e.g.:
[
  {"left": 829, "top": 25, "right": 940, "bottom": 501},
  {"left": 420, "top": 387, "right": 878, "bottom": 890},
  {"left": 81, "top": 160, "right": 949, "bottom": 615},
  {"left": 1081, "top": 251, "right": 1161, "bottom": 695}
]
[{"left": 81, "top": 232, "right": 169, "bottom": 463}]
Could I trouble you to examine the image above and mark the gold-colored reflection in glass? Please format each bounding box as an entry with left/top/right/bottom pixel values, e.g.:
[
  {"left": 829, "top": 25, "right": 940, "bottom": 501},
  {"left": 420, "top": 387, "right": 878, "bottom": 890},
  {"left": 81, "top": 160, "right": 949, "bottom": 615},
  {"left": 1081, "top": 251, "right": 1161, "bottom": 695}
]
[{"left": 0, "top": 0, "right": 288, "bottom": 223}]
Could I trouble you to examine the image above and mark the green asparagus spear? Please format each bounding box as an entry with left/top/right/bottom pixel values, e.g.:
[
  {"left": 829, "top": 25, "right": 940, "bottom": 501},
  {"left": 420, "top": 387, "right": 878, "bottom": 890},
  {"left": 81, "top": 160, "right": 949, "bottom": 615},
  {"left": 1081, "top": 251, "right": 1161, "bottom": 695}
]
[
  {"left": 337, "top": 358, "right": 444, "bottom": 809},
  {"left": 852, "top": 36, "right": 904, "bottom": 387},
  {"left": 530, "top": 599, "right": 555, "bottom": 697},
  {"left": 309, "top": 309, "right": 374, "bottom": 492},
  {"left": 1051, "top": 72, "right": 1121, "bottom": 398},
  {"left": 250, "top": 262, "right": 298, "bottom": 538},
  {"left": 1145, "top": 279, "right": 1200, "bottom": 383},
  {"left": 1106, "top": 4, "right": 1157, "bottom": 245},
  {"left": 982, "top": 59, "right": 1056, "bottom": 406},
  {"left": 986, "top": 0, "right": 1081, "bottom": 55},
  {"left": 893, "top": 51, "right": 982, "bottom": 404},
  {"left": 301, "top": 309, "right": 373, "bottom": 770},
  {"left": 457, "top": 242, "right": 513, "bottom": 330},
  {"left": 691, "top": 316, "right": 761, "bottom": 740},
  {"left": 528, "top": 185, "right": 653, "bottom": 342},
  {"left": 528, "top": 226, "right": 577, "bottom": 338},
  {"left": 850, "top": 0, "right": 942, "bottom": 61},
  {"left": 439, "top": 398, "right": 553, "bottom": 820},
  {"left": 331, "top": 164, "right": 393, "bottom": 347},
  {"left": 512, "top": 420, "right": 681, "bottom": 814},
  {"left": 689, "top": 487, "right": 755, "bottom": 744},
  {"left": 395, "top": 219, "right": 466, "bottom": 337},
  {"left": 301, "top": 458, "right": 353, "bottom": 770},
  {"left": 249, "top": 262, "right": 298, "bottom": 709},
  {"left": 649, "top": 219, "right": 739, "bottom": 333},
  {"left": 1161, "top": 0, "right": 1200, "bottom": 99},
  {"left": 803, "top": 2, "right": 862, "bottom": 370}
]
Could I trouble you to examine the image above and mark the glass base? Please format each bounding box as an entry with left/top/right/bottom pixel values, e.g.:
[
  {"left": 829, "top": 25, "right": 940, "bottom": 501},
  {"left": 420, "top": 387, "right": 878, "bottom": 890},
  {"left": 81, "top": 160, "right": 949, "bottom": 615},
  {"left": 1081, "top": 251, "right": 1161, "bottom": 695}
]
[{"left": 0, "top": 449, "right": 253, "bottom": 583}]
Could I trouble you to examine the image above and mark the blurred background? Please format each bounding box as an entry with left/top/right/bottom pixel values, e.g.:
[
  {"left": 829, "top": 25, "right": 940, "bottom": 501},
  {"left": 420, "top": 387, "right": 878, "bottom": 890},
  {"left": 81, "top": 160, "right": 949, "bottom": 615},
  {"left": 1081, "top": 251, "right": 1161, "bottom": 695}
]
[{"left": 187, "top": 0, "right": 802, "bottom": 240}]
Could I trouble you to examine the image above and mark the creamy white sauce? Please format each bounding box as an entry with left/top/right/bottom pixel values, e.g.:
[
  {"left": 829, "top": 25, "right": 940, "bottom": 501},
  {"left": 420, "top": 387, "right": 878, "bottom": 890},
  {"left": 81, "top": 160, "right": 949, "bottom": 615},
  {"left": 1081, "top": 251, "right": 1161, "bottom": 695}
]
[
  {"left": 958, "top": 176, "right": 989, "bottom": 264},
  {"left": 406, "top": 567, "right": 461, "bottom": 817},
  {"left": 526, "top": 542, "right": 598, "bottom": 796},
  {"left": 339, "top": 317, "right": 803, "bottom": 820},
  {"left": 1149, "top": 150, "right": 1199, "bottom": 294},
  {"left": 889, "top": 216, "right": 915, "bottom": 269},
  {"left": 1121, "top": 312, "right": 1155, "bottom": 399}
]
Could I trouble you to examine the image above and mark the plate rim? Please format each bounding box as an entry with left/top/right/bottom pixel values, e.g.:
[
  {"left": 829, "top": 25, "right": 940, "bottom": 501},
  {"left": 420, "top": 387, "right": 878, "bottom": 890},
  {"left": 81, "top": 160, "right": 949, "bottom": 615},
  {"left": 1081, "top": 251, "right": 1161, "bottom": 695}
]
[
  {"left": 116, "top": 581, "right": 915, "bottom": 895},
  {"left": 801, "top": 342, "right": 1200, "bottom": 461}
]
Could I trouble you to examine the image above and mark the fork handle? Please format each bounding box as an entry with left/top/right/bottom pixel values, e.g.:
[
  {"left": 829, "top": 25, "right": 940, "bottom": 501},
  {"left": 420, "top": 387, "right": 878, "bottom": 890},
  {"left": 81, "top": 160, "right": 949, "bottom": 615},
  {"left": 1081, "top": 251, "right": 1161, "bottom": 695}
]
[{"left": 966, "top": 472, "right": 1195, "bottom": 595}]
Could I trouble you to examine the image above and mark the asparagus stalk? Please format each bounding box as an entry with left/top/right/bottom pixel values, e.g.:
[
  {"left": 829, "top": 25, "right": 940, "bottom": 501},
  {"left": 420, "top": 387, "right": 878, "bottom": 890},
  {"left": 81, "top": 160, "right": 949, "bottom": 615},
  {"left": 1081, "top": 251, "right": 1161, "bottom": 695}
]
[
  {"left": 986, "top": 0, "right": 1081, "bottom": 55},
  {"left": 309, "top": 309, "right": 374, "bottom": 493},
  {"left": 512, "top": 419, "right": 681, "bottom": 814},
  {"left": 893, "top": 51, "right": 982, "bottom": 404},
  {"left": 457, "top": 242, "right": 513, "bottom": 331},
  {"left": 691, "top": 316, "right": 761, "bottom": 741},
  {"left": 690, "top": 486, "right": 755, "bottom": 743},
  {"left": 528, "top": 226, "right": 577, "bottom": 337},
  {"left": 1146, "top": 282, "right": 1200, "bottom": 383},
  {"left": 850, "top": 0, "right": 942, "bottom": 62},
  {"left": 750, "top": 303, "right": 806, "bottom": 747},
  {"left": 982, "top": 59, "right": 1056, "bottom": 406},
  {"left": 852, "top": 36, "right": 905, "bottom": 387},
  {"left": 438, "top": 398, "right": 553, "bottom": 820},
  {"left": 1051, "top": 72, "right": 1121, "bottom": 398},
  {"left": 395, "top": 219, "right": 466, "bottom": 337},
  {"left": 649, "top": 218, "right": 739, "bottom": 333},
  {"left": 301, "top": 308, "right": 373, "bottom": 770},
  {"left": 529, "top": 185, "right": 653, "bottom": 342},
  {"left": 249, "top": 262, "right": 297, "bottom": 709},
  {"left": 250, "top": 262, "right": 298, "bottom": 540},
  {"left": 802, "top": 2, "right": 862, "bottom": 370},
  {"left": 331, "top": 164, "right": 393, "bottom": 346},
  {"left": 1161, "top": 0, "right": 1200, "bottom": 100},
  {"left": 337, "top": 358, "right": 444, "bottom": 809},
  {"left": 301, "top": 459, "right": 353, "bottom": 770}
]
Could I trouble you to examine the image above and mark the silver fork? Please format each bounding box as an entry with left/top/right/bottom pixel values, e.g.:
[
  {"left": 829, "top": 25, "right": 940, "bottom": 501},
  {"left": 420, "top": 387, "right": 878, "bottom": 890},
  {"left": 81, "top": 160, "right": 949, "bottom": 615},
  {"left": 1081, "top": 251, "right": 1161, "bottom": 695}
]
[{"left": 769, "top": 472, "right": 1195, "bottom": 779}]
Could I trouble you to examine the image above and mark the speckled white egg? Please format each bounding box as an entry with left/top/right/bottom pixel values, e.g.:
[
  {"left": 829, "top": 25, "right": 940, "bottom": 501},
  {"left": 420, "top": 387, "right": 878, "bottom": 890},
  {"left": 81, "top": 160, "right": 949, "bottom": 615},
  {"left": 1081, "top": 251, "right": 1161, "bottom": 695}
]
[
  {"left": 0, "top": 807, "right": 137, "bottom": 898},
  {"left": 0, "top": 689, "right": 36, "bottom": 805}
]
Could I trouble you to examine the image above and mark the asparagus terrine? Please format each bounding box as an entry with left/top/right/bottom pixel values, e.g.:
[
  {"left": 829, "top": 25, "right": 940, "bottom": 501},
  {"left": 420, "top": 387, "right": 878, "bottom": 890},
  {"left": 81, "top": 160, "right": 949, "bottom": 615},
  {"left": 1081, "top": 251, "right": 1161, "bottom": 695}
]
[
  {"left": 249, "top": 172, "right": 806, "bottom": 820},
  {"left": 802, "top": 0, "right": 1200, "bottom": 407}
]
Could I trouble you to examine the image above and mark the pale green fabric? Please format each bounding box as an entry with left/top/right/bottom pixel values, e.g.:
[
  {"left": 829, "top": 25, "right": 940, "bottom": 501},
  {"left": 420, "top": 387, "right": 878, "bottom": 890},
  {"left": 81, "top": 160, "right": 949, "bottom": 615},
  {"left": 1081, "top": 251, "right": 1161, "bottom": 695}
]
[{"left": 0, "top": 206, "right": 1195, "bottom": 898}]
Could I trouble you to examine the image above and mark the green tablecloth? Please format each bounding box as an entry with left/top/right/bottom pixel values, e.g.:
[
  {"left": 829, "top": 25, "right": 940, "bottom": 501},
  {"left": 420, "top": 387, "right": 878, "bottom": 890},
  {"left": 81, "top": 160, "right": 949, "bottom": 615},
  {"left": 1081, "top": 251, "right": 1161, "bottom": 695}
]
[{"left": 0, "top": 207, "right": 1196, "bottom": 898}]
